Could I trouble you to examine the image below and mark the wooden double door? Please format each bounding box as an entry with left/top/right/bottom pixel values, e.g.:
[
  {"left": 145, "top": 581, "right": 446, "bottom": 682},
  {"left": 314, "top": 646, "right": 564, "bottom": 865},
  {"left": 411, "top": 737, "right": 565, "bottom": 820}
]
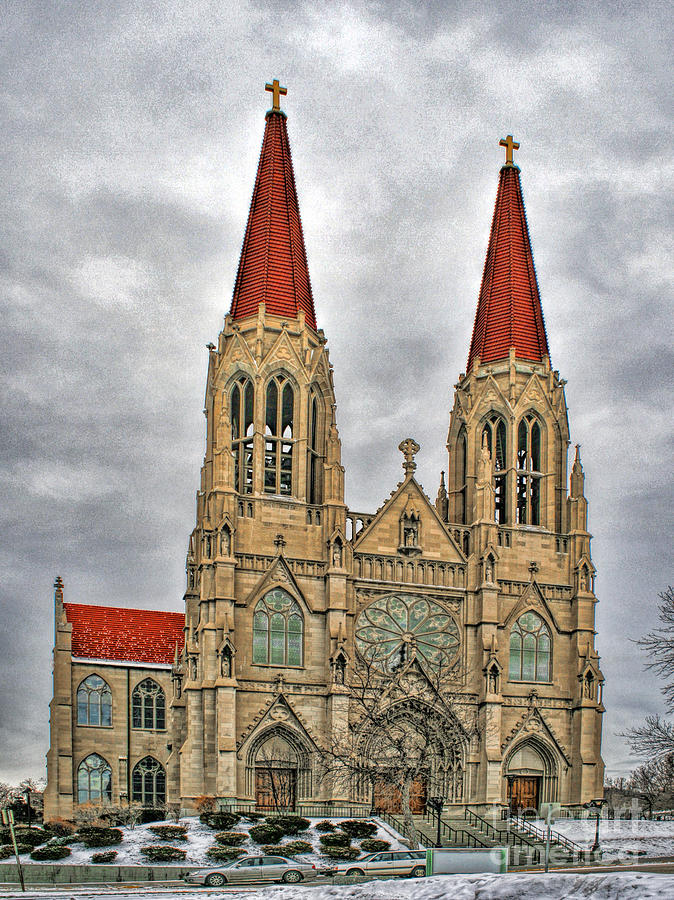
[
  {"left": 373, "top": 778, "right": 427, "bottom": 815},
  {"left": 255, "top": 768, "right": 297, "bottom": 812},
  {"left": 508, "top": 776, "right": 540, "bottom": 814}
]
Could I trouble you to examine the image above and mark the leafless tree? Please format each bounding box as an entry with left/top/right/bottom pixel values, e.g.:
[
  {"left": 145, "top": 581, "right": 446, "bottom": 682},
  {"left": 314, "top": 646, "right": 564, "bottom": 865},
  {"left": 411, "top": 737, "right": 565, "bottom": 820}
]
[
  {"left": 320, "top": 652, "right": 469, "bottom": 848},
  {"left": 626, "top": 587, "right": 674, "bottom": 759},
  {"left": 627, "top": 755, "right": 674, "bottom": 817}
]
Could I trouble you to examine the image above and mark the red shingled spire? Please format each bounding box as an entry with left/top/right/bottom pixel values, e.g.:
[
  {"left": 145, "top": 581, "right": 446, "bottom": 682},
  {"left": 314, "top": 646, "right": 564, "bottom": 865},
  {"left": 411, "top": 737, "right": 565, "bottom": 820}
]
[
  {"left": 229, "top": 107, "right": 317, "bottom": 330},
  {"left": 467, "top": 161, "right": 549, "bottom": 372}
]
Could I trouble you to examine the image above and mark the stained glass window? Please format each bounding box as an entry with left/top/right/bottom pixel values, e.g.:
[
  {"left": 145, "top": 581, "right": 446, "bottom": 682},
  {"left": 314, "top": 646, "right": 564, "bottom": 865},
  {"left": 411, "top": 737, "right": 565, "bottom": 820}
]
[
  {"left": 77, "top": 753, "right": 112, "bottom": 805},
  {"left": 354, "top": 595, "right": 460, "bottom": 672},
  {"left": 131, "top": 756, "right": 166, "bottom": 805},
  {"left": 132, "top": 678, "right": 165, "bottom": 730},
  {"left": 509, "top": 612, "right": 551, "bottom": 681},
  {"left": 77, "top": 674, "right": 112, "bottom": 726},
  {"left": 252, "top": 589, "right": 303, "bottom": 666}
]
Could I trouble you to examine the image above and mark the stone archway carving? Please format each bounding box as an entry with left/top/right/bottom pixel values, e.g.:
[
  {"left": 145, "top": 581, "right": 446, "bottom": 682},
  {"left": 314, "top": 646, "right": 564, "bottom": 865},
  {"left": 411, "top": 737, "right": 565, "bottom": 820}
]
[
  {"left": 244, "top": 725, "right": 313, "bottom": 810},
  {"left": 503, "top": 737, "right": 559, "bottom": 811}
]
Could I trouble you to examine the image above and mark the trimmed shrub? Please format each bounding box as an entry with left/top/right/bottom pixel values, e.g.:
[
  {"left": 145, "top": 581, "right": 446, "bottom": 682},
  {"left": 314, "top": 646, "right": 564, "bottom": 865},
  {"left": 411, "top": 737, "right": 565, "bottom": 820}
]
[
  {"left": 205, "top": 846, "right": 247, "bottom": 861},
  {"left": 138, "top": 807, "right": 167, "bottom": 824},
  {"left": 140, "top": 845, "right": 186, "bottom": 862},
  {"left": 214, "top": 831, "right": 247, "bottom": 846},
  {"left": 360, "top": 838, "right": 390, "bottom": 852},
  {"left": 30, "top": 845, "right": 72, "bottom": 861},
  {"left": 322, "top": 846, "right": 360, "bottom": 861},
  {"left": 264, "top": 815, "right": 310, "bottom": 834},
  {"left": 45, "top": 835, "right": 75, "bottom": 847},
  {"left": 148, "top": 825, "right": 188, "bottom": 841},
  {"left": 261, "top": 840, "right": 313, "bottom": 856},
  {"left": 248, "top": 823, "right": 283, "bottom": 844},
  {"left": 339, "top": 820, "right": 378, "bottom": 839},
  {"left": 0, "top": 844, "right": 32, "bottom": 859},
  {"left": 78, "top": 826, "right": 123, "bottom": 848},
  {"left": 92, "top": 850, "right": 118, "bottom": 863},
  {"left": 315, "top": 820, "right": 336, "bottom": 832},
  {"left": 43, "top": 819, "right": 76, "bottom": 837},
  {"left": 243, "top": 811, "right": 265, "bottom": 822},
  {"left": 319, "top": 831, "right": 351, "bottom": 848},
  {"left": 13, "top": 829, "right": 48, "bottom": 848},
  {"left": 200, "top": 812, "right": 241, "bottom": 830}
]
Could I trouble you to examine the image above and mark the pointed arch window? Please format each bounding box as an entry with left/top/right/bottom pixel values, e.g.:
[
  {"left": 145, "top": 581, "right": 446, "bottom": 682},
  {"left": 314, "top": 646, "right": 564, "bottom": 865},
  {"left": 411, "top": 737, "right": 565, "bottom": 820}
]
[
  {"left": 231, "top": 375, "right": 254, "bottom": 494},
  {"left": 77, "top": 674, "right": 112, "bottom": 726},
  {"left": 509, "top": 612, "right": 551, "bottom": 682},
  {"left": 482, "top": 414, "right": 507, "bottom": 524},
  {"left": 131, "top": 756, "right": 166, "bottom": 806},
  {"left": 77, "top": 753, "right": 112, "bottom": 804},
  {"left": 307, "top": 388, "right": 322, "bottom": 505},
  {"left": 265, "top": 375, "right": 294, "bottom": 495},
  {"left": 456, "top": 428, "right": 467, "bottom": 524},
  {"left": 132, "top": 678, "right": 165, "bottom": 730},
  {"left": 516, "top": 414, "right": 542, "bottom": 525},
  {"left": 252, "top": 588, "right": 303, "bottom": 666}
]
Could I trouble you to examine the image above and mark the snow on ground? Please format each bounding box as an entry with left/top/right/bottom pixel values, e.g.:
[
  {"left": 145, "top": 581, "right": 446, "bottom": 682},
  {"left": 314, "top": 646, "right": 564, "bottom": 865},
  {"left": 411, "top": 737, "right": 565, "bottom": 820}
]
[
  {"left": 4, "top": 872, "right": 674, "bottom": 899},
  {"left": 535, "top": 817, "right": 674, "bottom": 861},
  {"left": 19, "top": 816, "right": 409, "bottom": 867}
]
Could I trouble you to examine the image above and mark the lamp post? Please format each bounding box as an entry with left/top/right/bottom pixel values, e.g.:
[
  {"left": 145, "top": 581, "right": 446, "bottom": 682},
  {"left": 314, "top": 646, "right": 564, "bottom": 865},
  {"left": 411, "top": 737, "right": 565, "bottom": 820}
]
[
  {"left": 583, "top": 798, "right": 606, "bottom": 853},
  {"left": 428, "top": 796, "right": 445, "bottom": 847},
  {"left": 22, "top": 788, "right": 31, "bottom": 829}
]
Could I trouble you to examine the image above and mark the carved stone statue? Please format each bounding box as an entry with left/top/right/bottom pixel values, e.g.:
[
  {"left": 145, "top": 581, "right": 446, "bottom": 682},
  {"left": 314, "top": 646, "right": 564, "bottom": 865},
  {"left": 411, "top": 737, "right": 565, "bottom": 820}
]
[
  {"left": 485, "top": 558, "right": 493, "bottom": 582},
  {"left": 220, "top": 529, "right": 231, "bottom": 557},
  {"left": 332, "top": 542, "right": 342, "bottom": 567},
  {"left": 478, "top": 434, "right": 492, "bottom": 483}
]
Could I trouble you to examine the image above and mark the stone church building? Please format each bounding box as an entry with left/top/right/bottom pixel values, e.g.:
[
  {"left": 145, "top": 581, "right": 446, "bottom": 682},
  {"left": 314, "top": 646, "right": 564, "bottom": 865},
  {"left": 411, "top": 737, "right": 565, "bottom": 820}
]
[{"left": 44, "top": 85, "right": 605, "bottom": 821}]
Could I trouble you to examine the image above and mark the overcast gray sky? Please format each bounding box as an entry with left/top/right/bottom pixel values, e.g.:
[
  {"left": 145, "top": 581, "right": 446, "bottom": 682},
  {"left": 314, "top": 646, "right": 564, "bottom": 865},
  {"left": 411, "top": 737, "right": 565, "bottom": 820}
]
[{"left": 1, "top": 0, "right": 672, "bottom": 785}]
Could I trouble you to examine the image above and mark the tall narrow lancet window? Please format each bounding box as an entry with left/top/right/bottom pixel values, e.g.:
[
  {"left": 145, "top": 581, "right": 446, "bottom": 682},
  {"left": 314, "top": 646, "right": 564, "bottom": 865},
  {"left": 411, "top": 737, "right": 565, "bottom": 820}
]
[
  {"left": 77, "top": 753, "right": 112, "bottom": 804},
  {"left": 231, "top": 376, "right": 254, "bottom": 494},
  {"left": 131, "top": 756, "right": 166, "bottom": 806},
  {"left": 481, "top": 414, "right": 507, "bottom": 524},
  {"left": 307, "top": 390, "right": 321, "bottom": 505},
  {"left": 456, "top": 429, "right": 467, "bottom": 524},
  {"left": 516, "top": 414, "right": 542, "bottom": 525},
  {"left": 509, "top": 612, "right": 551, "bottom": 682},
  {"left": 77, "top": 674, "right": 112, "bottom": 726},
  {"left": 264, "top": 375, "right": 294, "bottom": 495}
]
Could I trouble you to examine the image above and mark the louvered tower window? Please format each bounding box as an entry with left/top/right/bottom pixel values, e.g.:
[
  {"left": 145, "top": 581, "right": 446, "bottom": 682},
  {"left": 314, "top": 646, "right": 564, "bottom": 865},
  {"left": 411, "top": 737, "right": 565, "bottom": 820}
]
[
  {"left": 456, "top": 429, "right": 467, "bottom": 524},
  {"left": 307, "top": 389, "right": 321, "bottom": 505},
  {"left": 264, "top": 375, "right": 294, "bottom": 495},
  {"left": 482, "top": 414, "right": 508, "bottom": 524},
  {"left": 516, "top": 414, "right": 542, "bottom": 525},
  {"left": 231, "top": 376, "right": 254, "bottom": 494}
]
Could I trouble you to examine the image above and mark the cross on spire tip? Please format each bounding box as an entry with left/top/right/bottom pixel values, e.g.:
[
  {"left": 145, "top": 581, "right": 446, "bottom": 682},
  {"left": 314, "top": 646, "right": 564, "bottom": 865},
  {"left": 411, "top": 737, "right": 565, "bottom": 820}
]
[
  {"left": 499, "top": 134, "right": 520, "bottom": 166},
  {"left": 265, "top": 79, "right": 287, "bottom": 115}
]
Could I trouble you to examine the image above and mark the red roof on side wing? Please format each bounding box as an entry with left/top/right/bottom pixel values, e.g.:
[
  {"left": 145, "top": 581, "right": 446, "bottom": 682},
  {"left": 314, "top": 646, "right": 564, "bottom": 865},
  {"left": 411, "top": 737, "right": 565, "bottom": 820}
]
[
  {"left": 229, "top": 110, "right": 317, "bottom": 330},
  {"left": 64, "top": 603, "right": 184, "bottom": 665},
  {"left": 467, "top": 164, "right": 550, "bottom": 372}
]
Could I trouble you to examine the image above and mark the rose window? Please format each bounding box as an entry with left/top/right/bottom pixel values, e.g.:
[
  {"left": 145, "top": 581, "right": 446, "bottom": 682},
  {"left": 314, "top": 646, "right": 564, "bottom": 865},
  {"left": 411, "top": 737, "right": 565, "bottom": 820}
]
[{"left": 354, "top": 594, "right": 460, "bottom": 671}]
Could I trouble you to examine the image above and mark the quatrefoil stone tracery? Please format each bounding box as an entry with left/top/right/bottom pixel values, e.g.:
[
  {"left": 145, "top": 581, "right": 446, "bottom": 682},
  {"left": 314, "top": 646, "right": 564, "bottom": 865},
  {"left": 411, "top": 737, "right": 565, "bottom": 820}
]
[{"left": 354, "top": 594, "right": 460, "bottom": 672}]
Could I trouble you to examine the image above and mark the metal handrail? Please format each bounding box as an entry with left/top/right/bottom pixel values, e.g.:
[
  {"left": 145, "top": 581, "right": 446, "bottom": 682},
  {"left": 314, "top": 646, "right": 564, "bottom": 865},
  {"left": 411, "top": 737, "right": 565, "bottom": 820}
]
[
  {"left": 463, "top": 806, "right": 540, "bottom": 859},
  {"left": 508, "top": 813, "right": 585, "bottom": 854}
]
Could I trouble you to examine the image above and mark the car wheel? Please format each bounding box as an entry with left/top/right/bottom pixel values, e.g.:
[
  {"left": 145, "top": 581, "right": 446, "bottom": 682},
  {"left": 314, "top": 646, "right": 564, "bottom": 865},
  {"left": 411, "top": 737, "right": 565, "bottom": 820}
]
[
  {"left": 205, "top": 873, "right": 227, "bottom": 886},
  {"left": 346, "top": 868, "right": 365, "bottom": 877},
  {"left": 411, "top": 865, "right": 426, "bottom": 878},
  {"left": 281, "top": 870, "right": 303, "bottom": 883}
]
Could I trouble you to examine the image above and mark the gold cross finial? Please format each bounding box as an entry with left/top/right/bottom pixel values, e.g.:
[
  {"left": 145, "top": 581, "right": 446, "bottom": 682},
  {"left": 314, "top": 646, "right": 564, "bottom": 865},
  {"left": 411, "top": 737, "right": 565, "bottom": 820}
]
[
  {"left": 265, "top": 79, "right": 287, "bottom": 113},
  {"left": 398, "top": 437, "right": 420, "bottom": 475},
  {"left": 499, "top": 134, "right": 520, "bottom": 166}
]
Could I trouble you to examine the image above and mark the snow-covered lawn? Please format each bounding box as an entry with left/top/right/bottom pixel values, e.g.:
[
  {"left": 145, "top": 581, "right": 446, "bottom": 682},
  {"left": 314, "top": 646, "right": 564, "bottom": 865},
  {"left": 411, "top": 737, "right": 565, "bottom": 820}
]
[
  {"left": 4, "top": 872, "right": 674, "bottom": 899},
  {"left": 19, "top": 816, "right": 409, "bottom": 867},
  {"left": 535, "top": 817, "right": 674, "bottom": 861}
]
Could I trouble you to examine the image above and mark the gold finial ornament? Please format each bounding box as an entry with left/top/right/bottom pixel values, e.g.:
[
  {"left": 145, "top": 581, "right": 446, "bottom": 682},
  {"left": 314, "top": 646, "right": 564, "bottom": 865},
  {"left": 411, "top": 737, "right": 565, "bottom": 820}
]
[
  {"left": 265, "top": 79, "right": 287, "bottom": 112},
  {"left": 399, "top": 437, "right": 420, "bottom": 475},
  {"left": 499, "top": 134, "right": 520, "bottom": 166}
]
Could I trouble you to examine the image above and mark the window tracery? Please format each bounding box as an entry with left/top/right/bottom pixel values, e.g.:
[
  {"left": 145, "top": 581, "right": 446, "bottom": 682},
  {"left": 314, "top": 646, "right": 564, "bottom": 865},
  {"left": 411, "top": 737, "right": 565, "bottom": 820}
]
[
  {"left": 456, "top": 428, "right": 467, "bottom": 524},
  {"left": 516, "top": 414, "right": 542, "bottom": 525},
  {"left": 77, "top": 753, "right": 112, "bottom": 804},
  {"left": 131, "top": 756, "right": 166, "bottom": 806},
  {"left": 264, "top": 375, "right": 294, "bottom": 495},
  {"left": 252, "top": 588, "right": 303, "bottom": 666},
  {"left": 481, "top": 414, "right": 507, "bottom": 524},
  {"left": 77, "top": 674, "right": 112, "bottom": 726},
  {"left": 132, "top": 678, "right": 165, "bottom": 730},
  {"left": 509, "top": 612, "right": 551, "bottom": 682},
  {"left": 231, "top": 375, "right": 254, "bottom": 494},
  {"left": 307, "top": 389, "right": 322, "bottom": 504}
]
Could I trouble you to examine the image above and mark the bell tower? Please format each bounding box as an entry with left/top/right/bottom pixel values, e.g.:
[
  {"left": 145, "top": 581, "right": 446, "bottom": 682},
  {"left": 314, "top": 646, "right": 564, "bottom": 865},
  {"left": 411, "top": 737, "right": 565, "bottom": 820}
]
[
  {"left": 443, "top": 137, "right": 604, "bottom": 808},
  {"left": 169, "top": 82, "right": 347, "bottom": 809}
]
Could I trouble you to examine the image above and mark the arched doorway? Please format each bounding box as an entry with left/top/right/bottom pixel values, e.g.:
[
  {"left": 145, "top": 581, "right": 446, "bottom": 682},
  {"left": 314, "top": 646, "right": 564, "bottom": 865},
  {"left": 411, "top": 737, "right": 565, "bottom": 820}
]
[
  {"left": 246, "top": 727, "right": 312, "bottom": 813},
  {"left": 504, "top": 740, "right": 558, "bottom": 814}
]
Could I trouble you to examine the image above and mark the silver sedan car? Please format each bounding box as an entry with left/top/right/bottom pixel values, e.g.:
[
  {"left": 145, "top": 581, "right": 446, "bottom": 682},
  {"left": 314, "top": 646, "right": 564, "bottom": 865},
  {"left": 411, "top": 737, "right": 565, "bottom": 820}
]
[
  {"left": 184, "top": 854, "right": 330, "bottom": 886},
  {"left": 336, "top": 849, "right": 427, "bottom": 878}
]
